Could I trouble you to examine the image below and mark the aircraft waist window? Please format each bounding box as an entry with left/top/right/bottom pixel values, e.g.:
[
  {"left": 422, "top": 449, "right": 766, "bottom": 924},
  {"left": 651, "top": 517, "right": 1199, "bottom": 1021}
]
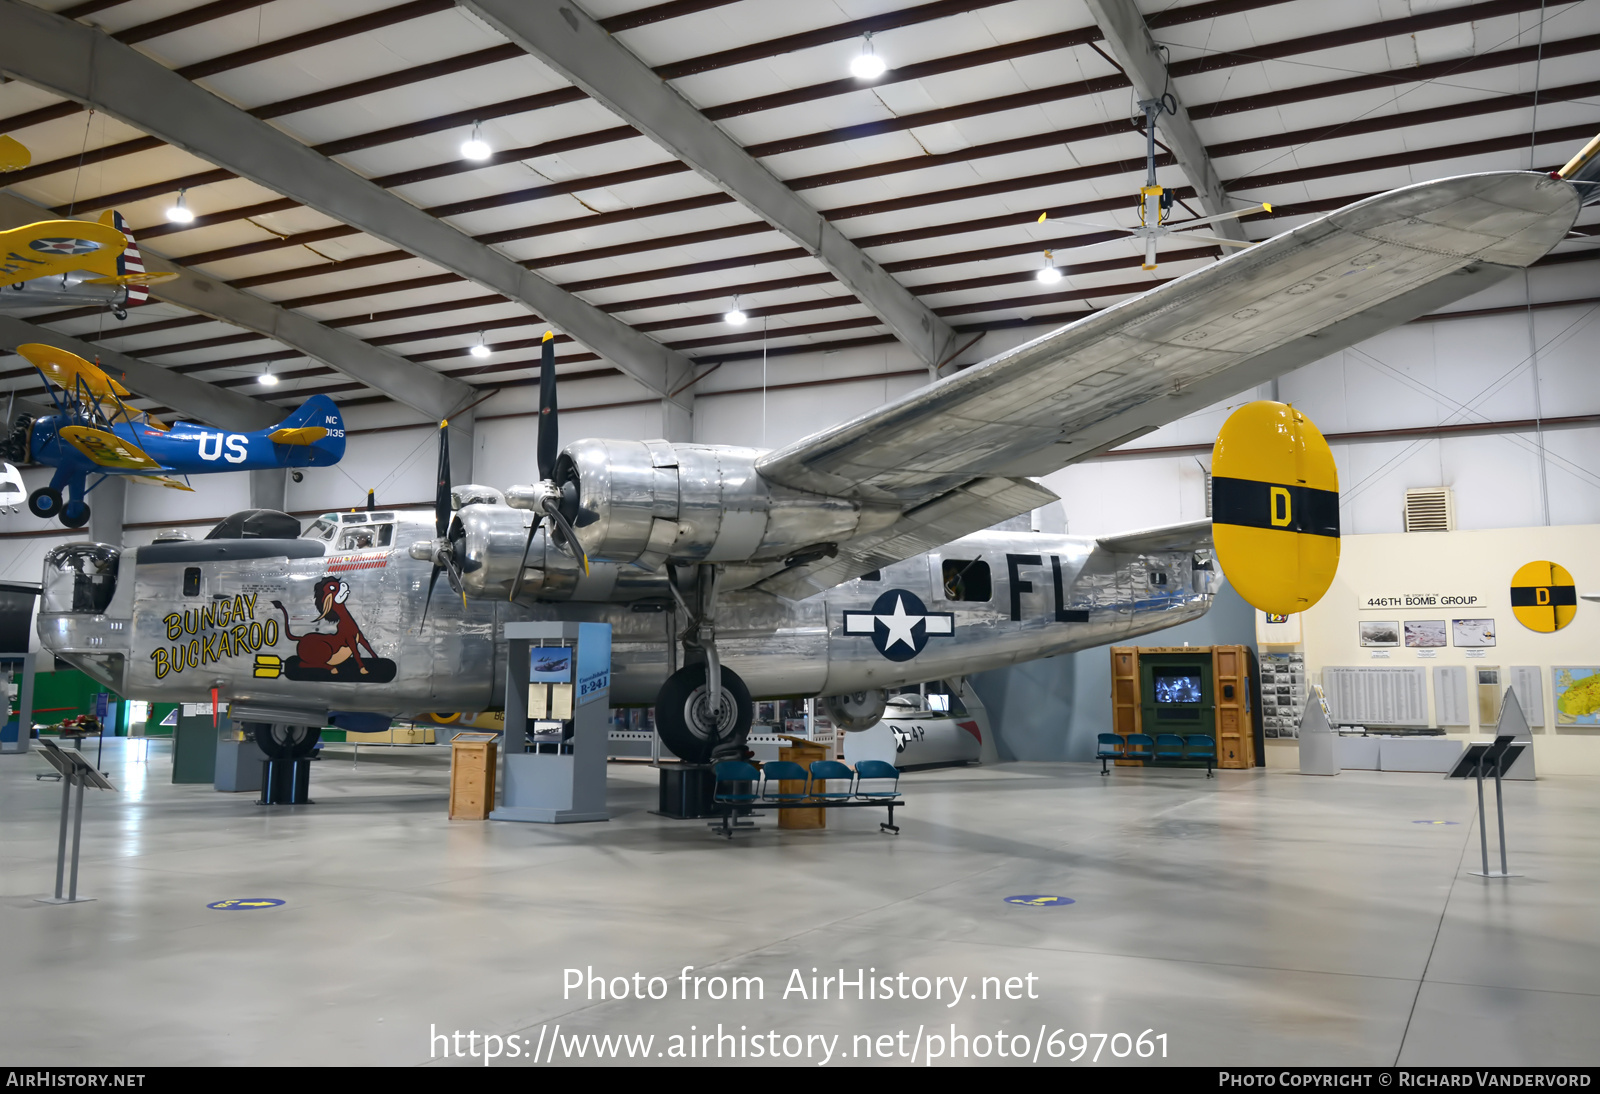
[
  {"left": 182, "top": 567, "right": 201, "bottom": 597},
  {"left": 942, "top": 559, "right": 992, "bottom": 602},
  {"left": 859, "top": 570, "right": 882, "bottom": 582}
]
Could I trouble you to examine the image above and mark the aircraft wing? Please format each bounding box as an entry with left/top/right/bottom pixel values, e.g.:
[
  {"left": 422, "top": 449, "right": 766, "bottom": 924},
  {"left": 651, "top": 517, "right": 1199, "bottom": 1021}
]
[
  {"left": 84, "top": 271, "right": 180, "bottom": 287},
  {"left": 0, "top": 219, "right": 125, "bottom": 286},
  {"left": 1096, "top": 519, "right": 1213, "bottom": 555},
  {"left": 59, "top": 426, "right": 161, "bottom": 471},
  {"left": 128, "top": 474, "right": 194, "bottom": 491},
  {"left": 755, "top": 171, "right": 1579, "bottom": 599}
]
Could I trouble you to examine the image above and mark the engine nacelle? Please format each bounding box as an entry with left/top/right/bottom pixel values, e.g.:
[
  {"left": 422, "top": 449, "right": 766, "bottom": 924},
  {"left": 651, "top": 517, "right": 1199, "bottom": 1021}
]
[
  {"left": 821, "top": 690, "right": 890, "bottom": 732},
  {"left": 543, "top": 440, "right": 895, "bottom": 570}
]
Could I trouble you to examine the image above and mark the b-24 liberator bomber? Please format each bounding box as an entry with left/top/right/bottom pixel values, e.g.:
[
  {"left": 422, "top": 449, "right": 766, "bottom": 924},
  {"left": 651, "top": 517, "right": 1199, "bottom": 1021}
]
[{"left": 34, "top": 154, "right": 1597, "bottom": 765}]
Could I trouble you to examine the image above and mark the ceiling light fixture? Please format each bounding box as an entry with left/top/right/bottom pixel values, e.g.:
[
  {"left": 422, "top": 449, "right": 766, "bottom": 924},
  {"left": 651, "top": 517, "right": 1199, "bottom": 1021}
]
[
  {"left": 259, "top": 363, "right": 279, "bottom": 387},
  {"left": 470, "top": 331, "right": 492, "bottom": 358},
  {"left": 1036, "top": 251, "right": 1062, "bottom": 284},
  {"left": 724, "top": 296, "right": 747, "bottom": 326},
  {"left": 850, "top": 32, "right": 886, "bottom": 79},
  {"left": 461, "top": 121, "right": 491, "bottom": 161},
  {"left": 165, "top": 189, "right": 194, "bottom": 224}
]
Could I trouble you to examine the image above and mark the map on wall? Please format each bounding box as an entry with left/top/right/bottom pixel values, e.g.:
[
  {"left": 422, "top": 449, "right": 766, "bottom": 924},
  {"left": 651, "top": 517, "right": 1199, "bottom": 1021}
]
[{"left": 1552, "top": 667, "right": 1600, "bottom": 726}]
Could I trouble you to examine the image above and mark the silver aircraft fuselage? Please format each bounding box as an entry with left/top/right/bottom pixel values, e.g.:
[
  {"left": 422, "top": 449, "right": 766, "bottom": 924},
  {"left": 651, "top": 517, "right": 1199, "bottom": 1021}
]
[{"left": 39, "top": 509, "right": 1214, "bottom": 720}]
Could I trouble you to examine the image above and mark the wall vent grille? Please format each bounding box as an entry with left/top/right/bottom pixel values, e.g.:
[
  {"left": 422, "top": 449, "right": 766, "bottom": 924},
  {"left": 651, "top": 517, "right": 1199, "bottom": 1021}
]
[{"left": 1403, "top": 487, "right": 1454, "bottom": 532}]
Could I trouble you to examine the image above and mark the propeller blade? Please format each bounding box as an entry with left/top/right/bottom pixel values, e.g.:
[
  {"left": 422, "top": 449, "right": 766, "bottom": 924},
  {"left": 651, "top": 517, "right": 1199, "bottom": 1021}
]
[
  {"left": 421, "top": 563, "right": 442, "bottom": 625},
  {"left": 366, "top": 488, "right": 375, "bottom": 511},
  {"left": 537, "top": 330, "right": 559, "bottom": 481},
  {"left": 1040, "top": 215, "right": 1138, "bottom": 234},
  {"left": 1166, "top": 230, "right": 1255, "bottom": 249},
  {"left": 509, "top": 512, "right": 545, "bottom": 602},
  {"left": 433, "top": 418, "right": 451, "bottom": 538},
  {"left": 543, "top": 497, "right": 590, "bottom": 576},
  {"left": 1165, "top": 201, "right": 1272, "bottom": 230}
]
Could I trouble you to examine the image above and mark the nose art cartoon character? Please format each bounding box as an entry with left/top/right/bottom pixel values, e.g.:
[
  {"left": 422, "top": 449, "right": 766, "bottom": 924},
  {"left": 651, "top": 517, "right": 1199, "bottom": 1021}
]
[{"left": 269, "top": 576, "right": 396, "bottom": 683}]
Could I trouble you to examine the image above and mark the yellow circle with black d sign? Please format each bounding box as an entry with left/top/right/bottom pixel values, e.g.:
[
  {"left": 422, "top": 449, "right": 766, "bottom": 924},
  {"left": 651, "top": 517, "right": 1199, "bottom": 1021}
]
[
  {"left": 1510, "top": 560, "right": 1576, "bottom": 633},
  {"left": 1210, "top": 401, "right": 1340, "bottom": 616}
]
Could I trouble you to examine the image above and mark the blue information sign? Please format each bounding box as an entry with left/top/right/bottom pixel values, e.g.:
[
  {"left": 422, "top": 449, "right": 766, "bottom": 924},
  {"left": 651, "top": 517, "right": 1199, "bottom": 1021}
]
[{"left": 575, "top": 622, "right": 612, "bottom": 706}]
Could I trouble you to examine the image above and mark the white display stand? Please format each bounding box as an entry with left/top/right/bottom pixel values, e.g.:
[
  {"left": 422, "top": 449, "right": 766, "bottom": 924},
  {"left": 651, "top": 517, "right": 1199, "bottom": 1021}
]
[
  {"left": 491, "top": 622, "right": 611, "bottom": 824},
  {"left": 1377, "top": 737, "right": 1460, "bottom": 772},
  {"left": 1296, "top": 695, "right": 1338, "bottom": 776},
  {"left": 1333, "top": 736, "right": 1380, "bottom": 770},
  {"left": 1492, "top": 688, "right": 1535, "bottom": 781}
]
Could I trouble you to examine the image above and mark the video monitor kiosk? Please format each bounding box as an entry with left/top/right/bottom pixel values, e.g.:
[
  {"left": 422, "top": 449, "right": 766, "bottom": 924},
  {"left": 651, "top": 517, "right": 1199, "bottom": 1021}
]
[{"left": 1139, "top": 654, "right": 1215, "bottom": 737}]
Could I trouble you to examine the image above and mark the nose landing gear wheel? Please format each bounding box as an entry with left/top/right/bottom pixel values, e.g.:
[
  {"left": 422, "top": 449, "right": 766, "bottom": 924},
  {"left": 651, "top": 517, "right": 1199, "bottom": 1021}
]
[
  {"left": 655, "top": 663, "right": 753, "bottom": 765},
  {"left": 28, "top": 486, "right": 62, "bottom": 520},
  {"left": 60, "top": 500, "right": 91, "bottom": 529}
]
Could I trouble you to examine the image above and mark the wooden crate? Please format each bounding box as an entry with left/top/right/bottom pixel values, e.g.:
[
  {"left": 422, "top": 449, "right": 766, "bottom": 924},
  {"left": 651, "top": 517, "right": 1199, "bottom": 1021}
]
[{"left": 449, "top": 739, "right": 497, "bottom": 820}]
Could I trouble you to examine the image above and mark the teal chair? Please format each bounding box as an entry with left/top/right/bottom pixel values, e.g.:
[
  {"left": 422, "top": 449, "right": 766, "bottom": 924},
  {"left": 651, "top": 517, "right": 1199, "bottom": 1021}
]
[
  {"left": 853, "top": 760, "right": 900, "bottom": 800},
  {"left": 1124, "top": 733, "right": 1156, "bottom": 763},
  {"left": 1096, "top": 732, "right": 1124, "bottom": 775},
  {"left": 1185, "top": 734, "right": 1216, "bottom": 778},
  {"left": 760, "top": 760, "right": 812, "bottom": 803},
  {"left": 1155, "top": 733, "right": 1187, "bottom": 761},
  {"left": 808, "top": 760, "right": 855, "bottom": 800},
  {"left": 711, "top": 760, "right": 762, "bottom": 839}
]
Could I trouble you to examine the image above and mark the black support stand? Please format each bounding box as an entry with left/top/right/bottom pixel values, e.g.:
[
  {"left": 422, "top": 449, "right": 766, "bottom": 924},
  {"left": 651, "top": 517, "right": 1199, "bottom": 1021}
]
[
  {"left": 652, "top": 763, "right": 717, "bottom": 819},
  {"left": 34, "top": 739, "right": 114, "bottom": 904},
  {"left": 1447, "top": 734, "right": 1527, "bottom": 879},
  {"left": 258, "top": 758, "right": 312, "bottom": 805}
]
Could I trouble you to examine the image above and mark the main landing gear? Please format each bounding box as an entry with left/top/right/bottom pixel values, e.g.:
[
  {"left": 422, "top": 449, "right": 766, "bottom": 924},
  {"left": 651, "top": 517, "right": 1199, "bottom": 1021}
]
[{"left": 655, "top": 564, "right": 753, "bottom": 765}]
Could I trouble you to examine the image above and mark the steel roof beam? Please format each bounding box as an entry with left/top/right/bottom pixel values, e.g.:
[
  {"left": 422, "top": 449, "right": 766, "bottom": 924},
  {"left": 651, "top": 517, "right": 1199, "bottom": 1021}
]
[
  {"left": 1081, "top": 0, "right": 1245, "bottom": 242},
  {"left": 0, "top": 315, "right": 279, "bottom": 431},
  {"left": 464, "top": 1, "right": 953, "bottom": 367},
  {"left": 0, "top": 190, "right": 476, "bottom": 423},
  {"left": 0, "top": 1, "right": 693, "bottom": 406},
  {"left": 454, "top": 3, "right": 958, "bottom": 365}
]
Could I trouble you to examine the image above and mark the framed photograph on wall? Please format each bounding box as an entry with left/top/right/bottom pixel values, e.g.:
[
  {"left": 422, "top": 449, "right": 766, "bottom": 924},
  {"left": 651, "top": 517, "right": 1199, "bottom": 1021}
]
[
  {"left": 1404, "top": 620, "right": 1447, "bottom": 648},
  {"left": 1359, "top": 621, "right": 1400, "bottom": 647},
  {"left": 1452, "top": 618, "right": 1497, "bottom": 647},
  {"left": 1553, "top": 667, "right": 1600, "bottom": 726}
]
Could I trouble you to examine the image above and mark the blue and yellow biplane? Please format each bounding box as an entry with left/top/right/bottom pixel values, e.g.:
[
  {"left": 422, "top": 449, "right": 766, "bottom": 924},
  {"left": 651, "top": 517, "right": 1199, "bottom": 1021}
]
[{"left": 1, "top": 344, "right": 345, "bottom": 528}]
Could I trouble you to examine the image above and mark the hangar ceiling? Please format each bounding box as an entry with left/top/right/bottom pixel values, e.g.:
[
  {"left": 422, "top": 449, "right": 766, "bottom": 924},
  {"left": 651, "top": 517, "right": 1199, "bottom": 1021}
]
[{"left": 0, "top": 0, "right": 1595, "bottom": 425}]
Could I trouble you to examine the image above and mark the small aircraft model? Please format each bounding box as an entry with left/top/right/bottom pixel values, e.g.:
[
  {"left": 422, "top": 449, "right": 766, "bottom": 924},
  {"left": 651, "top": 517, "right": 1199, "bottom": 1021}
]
[
  {"left": 1037, "top": 97, "right": 1270, "bottom": 272},
  {"left": 32, "top": 133, "right": 1598, "bottom": 768},
  {"left": 1, "top": 343, "right": 345, "bottom": 528},
  {"left": 0, "top": 210, "right": 176, "bottom": 320}
]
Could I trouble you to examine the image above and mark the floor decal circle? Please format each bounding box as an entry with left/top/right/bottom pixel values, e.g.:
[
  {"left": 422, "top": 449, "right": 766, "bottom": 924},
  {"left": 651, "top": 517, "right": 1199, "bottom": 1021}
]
[
  {"left": 1412, "top": 820, "right": 1459, "bottom": 825},
  {"left": 1004, "top": 895, "right": 1075, "bottom": 907},
  {"left": 207, "top": 898, "right": 286, "bottom": 910}
]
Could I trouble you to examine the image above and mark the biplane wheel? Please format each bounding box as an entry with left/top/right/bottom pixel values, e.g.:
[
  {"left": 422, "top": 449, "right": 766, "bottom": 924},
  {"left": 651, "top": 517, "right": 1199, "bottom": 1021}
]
[
  {"left": 60, "top": 501, "right": 90, "bottom": 529},
  {"left": 111, "top": 306, "right": 128, "bottom": 321},
  {"left": 27, "top": 486, "right": 62, "bottom": 520},
  {"left": 654, "top": 662, "right": 753, "bottom": 765},
  {"left": 248, "top": 722, "right": 322, "bottom": 760}
]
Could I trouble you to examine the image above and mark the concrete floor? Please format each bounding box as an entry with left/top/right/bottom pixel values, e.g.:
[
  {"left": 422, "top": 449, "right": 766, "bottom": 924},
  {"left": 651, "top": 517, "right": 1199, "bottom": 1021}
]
[{"left": 1, "top": 739, "right": 1595, "bottom": 1067}]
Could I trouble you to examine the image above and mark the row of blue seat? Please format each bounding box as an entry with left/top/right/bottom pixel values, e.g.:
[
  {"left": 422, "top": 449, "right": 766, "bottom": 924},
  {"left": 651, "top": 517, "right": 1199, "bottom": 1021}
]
[
  {"left": 712, "top": 759, "right": 900, "bottom": 804},
  {"left": 710, "top": 759, "right": 905, "bottom": 839},
  {"left": 1097, "top": 733, "right": 1215, "bottom": 777}
]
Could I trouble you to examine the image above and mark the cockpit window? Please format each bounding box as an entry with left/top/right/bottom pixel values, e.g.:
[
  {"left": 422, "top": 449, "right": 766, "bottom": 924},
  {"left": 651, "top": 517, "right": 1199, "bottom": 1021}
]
[
  {"left": 304, "top": 519, "right": 337, "bottom": 541},
  {"left": 338, "top": 523, "right": 391, "bottom": 551}
]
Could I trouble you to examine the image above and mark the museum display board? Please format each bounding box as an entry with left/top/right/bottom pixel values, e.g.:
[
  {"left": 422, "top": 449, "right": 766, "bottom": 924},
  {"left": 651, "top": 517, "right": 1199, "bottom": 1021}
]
[{"left": 1292, "top": 524, "right": 1600, "bottom": 774}]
